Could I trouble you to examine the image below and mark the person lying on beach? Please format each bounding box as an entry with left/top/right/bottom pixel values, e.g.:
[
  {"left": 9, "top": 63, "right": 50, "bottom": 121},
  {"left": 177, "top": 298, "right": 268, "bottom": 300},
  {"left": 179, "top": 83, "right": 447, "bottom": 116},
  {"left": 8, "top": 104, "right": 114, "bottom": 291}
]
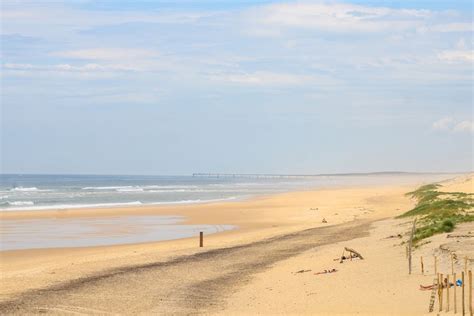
[
  {"left": 419, "top": 284, "right": 441, "bottom": 290},
  {"left": 314, "top": 268, "right": 337, "bottom": 275},
  {"left": 419, "top": 279, "right": 457, "bottom": 291}
]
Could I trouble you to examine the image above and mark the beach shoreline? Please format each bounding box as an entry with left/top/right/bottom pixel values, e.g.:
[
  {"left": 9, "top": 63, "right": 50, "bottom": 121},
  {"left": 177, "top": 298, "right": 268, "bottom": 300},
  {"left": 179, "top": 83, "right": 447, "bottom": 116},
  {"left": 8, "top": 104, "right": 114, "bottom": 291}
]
[
  {"left": 0, "top": 179, "right": 423, "bottom": 300},
  {"left": 0, "top": 172, "right": 455, "bottom": 220},
  {"left": 0, "top": 173, "right": 459, "bottom": 214},
  {"left": 1, "top": 173, "right": 472, "bottom": 314}
]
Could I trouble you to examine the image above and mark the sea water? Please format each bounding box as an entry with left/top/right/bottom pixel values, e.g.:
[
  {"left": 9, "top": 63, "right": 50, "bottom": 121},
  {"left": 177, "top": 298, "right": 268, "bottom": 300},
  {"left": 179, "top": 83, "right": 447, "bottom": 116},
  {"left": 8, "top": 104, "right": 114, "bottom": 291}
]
[
  {"left": 0, "top": 173, "right": 457, "bottom": 250},
  {"left": 0, "top": 173, "right": 457, "bottom": 212}
]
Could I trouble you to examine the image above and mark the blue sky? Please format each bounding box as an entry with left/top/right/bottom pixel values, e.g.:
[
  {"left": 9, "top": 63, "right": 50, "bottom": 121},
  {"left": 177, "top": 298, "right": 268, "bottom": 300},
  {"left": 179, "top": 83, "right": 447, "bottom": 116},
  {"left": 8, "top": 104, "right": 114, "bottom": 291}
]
[{"left": 1, "top": 0, "right": 473, "bottom": 175}]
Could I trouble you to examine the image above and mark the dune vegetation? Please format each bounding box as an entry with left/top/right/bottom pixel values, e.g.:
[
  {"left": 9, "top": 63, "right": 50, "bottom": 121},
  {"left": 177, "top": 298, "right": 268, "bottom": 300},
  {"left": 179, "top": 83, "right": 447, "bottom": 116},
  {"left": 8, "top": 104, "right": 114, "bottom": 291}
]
[{"left": 398, "top": 183, "right": 474, "bottom": 243}]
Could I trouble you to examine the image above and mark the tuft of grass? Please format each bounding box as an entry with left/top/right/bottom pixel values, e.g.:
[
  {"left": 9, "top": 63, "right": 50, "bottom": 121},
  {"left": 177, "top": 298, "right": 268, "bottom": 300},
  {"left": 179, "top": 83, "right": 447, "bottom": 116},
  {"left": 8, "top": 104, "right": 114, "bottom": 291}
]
[{"left": 398, "top": 183, "right": 473, "bottom": 243}]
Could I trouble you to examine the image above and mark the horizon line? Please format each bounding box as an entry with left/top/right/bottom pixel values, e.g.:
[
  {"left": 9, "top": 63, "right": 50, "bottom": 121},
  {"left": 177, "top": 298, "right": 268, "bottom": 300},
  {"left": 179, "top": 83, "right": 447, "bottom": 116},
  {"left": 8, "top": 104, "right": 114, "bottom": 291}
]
[{"left": 0, "top": 171, "right": 471, "bottom": 178}]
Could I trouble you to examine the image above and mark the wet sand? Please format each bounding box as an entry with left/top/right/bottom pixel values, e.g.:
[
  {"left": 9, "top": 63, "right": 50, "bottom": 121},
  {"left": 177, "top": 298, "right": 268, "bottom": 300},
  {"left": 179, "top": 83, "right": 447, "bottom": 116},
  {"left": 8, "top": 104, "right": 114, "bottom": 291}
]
[{"left": 0, "top": 220, "right": 372, "bottom": 314}]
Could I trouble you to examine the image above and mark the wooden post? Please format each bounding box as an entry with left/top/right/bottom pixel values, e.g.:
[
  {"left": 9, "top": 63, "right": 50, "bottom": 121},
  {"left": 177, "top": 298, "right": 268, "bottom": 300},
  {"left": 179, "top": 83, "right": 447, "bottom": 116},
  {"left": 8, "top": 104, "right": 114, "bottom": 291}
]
[
  {"left": 429, "top": 277, "right": 438, "bottom": 313},
  {"left": 452, "top": 253, "right": 455, "bottom": 274},
  {"left": 199, "top": 231, "right": 203, "bottom": 247},
  {"left": 469, "top": 270, "right": 472, "bottom": 316},
  {"left": 462, "top": 271, "right": 465, "bottom": 316},
  {"left": 438, "top": 273, "right": 443, "bottom": 312},
  {"left": 435, "top": 256, "right": 438, "bottom": 275},
  {"left": 408, "top": 220, "right": 416, "bottom": 274},
  {"left": 447, "top": 274, "right": 450, "bottom": 312},
  {"left": 455, "top": 272, "right": 458, "bottom": 314},
  {"left": 441, "top": 273, "right": 444, "bottom": 312},
  {"left": 421, "top": 256, "right": 424, "bottom": 275}
]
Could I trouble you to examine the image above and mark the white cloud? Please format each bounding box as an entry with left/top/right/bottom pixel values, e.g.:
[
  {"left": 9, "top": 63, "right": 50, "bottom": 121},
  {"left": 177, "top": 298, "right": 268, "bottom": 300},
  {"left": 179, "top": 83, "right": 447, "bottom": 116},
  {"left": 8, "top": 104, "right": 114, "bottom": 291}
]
[
  {"left": 453, "top": 120, "right": 474, "bottom": 133},
  {"left": 3, "top": 62, "right": 140, "bottom": 72},
  {"left": 51, "top": 48, "right": 159, "bottom": 61},
  {"left": 208, "top": 71, "right": 318, "bottom": 86},
  {"left": 433, "top": 117, "right": 473, "bottom": 133},
  {"left": 429, "top": 23, "right": 473, "bottom": 33},
  {"left": 432, "top": 117, "right": 454, "bottom": 130},
  {"left": 2, "top": 62, "right": 146, "bottom": 79},
  {"left": 438, "top": 49, "right": 474, "bottom": 63},
  {"left": 1, "top": 5, "right": 216, "bottom": 27},
  {"left": 248, "top": 3, "right": 431, "bottom": 33}
]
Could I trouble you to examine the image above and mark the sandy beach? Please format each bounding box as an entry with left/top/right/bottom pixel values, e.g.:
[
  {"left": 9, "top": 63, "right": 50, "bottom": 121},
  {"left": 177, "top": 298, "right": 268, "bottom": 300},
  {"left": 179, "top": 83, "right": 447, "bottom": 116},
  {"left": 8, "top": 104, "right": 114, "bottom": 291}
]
[
  {"left": 0, "top": 174, "right": 472, "bottom": 314},
  {"left": 3, "top": 0, "right": 472, "bottom": 314}
]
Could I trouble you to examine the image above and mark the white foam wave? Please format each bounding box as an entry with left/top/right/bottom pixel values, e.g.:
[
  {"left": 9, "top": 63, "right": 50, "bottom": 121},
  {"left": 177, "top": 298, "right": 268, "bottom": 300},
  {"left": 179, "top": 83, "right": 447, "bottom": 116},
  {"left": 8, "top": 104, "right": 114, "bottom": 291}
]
[
  {"left": 117, "top": 187, "right": 144, "bottom": 192},
  {"left": 0, "top": 197, "right": 238, "bottom": 211},
  {"left": 9, "top": 187, "right": 52, "bottom": 192},
  {"left": 82, "top": 186, "right": 145, "bottom": 192},
  {"left": 148, "top": 189, "right": 185, "bottom": 193},
  {"left": 11, "top": 187, "right": 40, "bottom": 192},
  {"left": 82, "top": 186, "right": 133, "bottom": 190},
  {"left": 147, "top": 189, "right": 248, "bottom": 193},
  {"left": 1, "top": 201, "right": 143, "bottom": 211},
  {"left": 7, "top": 201, "right": 35, "bottom": 206},
  {"left": 144, "top": 185, "right": 199, "bottom": 189},
  {"left": 82, "top": 185, "right": 199, "bottom": 191},
  {"left": 150, "top": 197, "right": 237, "bottom": 205}
]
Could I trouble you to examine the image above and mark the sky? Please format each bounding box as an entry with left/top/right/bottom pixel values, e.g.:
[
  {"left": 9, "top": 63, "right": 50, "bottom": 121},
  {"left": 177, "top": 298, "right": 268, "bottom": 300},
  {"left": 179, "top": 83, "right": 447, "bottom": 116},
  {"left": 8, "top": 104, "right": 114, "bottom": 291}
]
[{"left": 1, "top": 0, "right": 473, "bottom": 175}]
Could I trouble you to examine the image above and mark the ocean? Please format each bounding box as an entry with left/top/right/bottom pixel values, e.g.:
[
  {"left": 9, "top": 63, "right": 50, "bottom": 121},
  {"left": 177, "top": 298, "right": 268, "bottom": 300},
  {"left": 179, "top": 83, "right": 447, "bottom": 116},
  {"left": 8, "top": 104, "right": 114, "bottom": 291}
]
[
  {"left": 0, "top": 174, "right": 322, "bottom": 212},
  {"left": 0, "top": 173, "right": 456, "bottom": 212},
  {"left": 0, "top": 173, "right": 458, "bottom": 250}
]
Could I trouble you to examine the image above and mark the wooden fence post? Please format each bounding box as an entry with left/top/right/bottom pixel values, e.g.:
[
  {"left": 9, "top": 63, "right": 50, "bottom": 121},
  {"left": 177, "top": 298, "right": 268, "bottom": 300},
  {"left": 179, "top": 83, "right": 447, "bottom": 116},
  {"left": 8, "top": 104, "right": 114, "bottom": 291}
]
[
  {"left": 429, "top": 277, "right": 438, "bottom": 313},
  {"left": 454, "top": 272, "right": 457, "bottom": 314},
  {"left": 462, "top": 271, "right": 465, "bottom": 316},
  {"left": 447, "top": 274, "right": 450, "bottom": 312},
  {"left": 199, "top": 231, "right": 203, "bottom": 247},
  {"left": 441, "top": 273, "right": 444, "bottom": 312},
  {"left": 469, "top": 270, "right": 472, "bottom": 316},
  {"left": 438, "top": 273, "right": 442, "bottom": 312},
  {"left": 408, "top": 220, "right": 416, "bottom": 274},
  {"left": 421, "top": 256, "right": 424, "bottom": 275},
  {"left": 452, "top": 253, "right": 455, "bottom": 274}
]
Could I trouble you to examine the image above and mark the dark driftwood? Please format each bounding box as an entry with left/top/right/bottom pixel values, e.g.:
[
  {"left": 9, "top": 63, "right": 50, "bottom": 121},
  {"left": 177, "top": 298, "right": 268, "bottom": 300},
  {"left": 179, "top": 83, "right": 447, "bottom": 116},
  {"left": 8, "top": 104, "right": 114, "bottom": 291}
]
[
  {"left": 446, "top": 234, "right": 473, "bottom": 238},
  {"left": 343, "top": 247, "right": 364, "bottom": 260}
]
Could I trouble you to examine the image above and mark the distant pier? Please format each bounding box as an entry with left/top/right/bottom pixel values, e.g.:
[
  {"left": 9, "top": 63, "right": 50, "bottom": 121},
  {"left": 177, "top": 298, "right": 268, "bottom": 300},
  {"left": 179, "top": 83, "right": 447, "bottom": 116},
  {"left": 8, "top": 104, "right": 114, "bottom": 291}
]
[
  {"left": 192, "top": 172, "right": 423, "bottom": 179},
  {"left": 192, "top": 173, "right": 320, "bottom": 179}
]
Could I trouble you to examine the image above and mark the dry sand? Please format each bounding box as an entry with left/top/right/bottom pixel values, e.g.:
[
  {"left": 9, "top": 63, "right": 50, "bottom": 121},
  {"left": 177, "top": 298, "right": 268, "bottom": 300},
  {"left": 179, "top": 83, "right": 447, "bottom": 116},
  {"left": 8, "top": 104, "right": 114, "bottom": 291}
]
[
  {"left": 0, "top": 174, "right": 472, "bottom": 314},
  {"left": 223, "top": 174, "right": 473, "bottom": 316}
]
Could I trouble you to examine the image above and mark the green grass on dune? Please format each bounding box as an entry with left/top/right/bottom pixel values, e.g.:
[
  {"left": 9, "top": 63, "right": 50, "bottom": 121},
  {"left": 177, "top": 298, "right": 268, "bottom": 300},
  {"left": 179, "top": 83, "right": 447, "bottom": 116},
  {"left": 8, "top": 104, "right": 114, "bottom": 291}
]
[{"left": 397, "top": 183, "right": 474, "bottom": 243}]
